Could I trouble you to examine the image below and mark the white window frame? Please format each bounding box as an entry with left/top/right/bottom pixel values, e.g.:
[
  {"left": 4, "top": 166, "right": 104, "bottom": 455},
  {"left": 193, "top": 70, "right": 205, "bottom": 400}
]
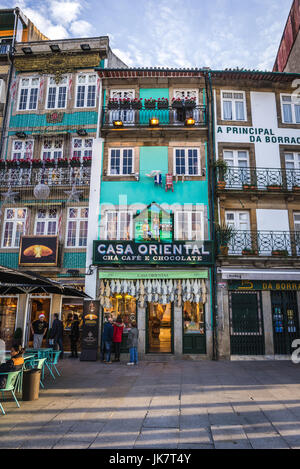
[
  {"left": 175, "top": 210, "right": 204, "bottom": 241},
  {"left": 221, "top": 90, "right": 247, "bottom": 121},
  {"left": 41, "top": 138, "right": 63, "bottom": 160},
  {"left": 173, "top": 89, "right": 198, "bottom": 103},
  {"left": 18, "top": 76, "right": 40, "bottom": 111},
  {"left": 75, "top": 73, "right": 97, "bottom": 109},
  {"left": 65, "top": 207, "right": 89, "bottom": 248},
  {"left": 223, "top": 149, "right": 249, "bottom": 168},
  {"left": 2, "top": 208, "right": 27, "bottom": 248},
  {"left": 0, "top": 79, "right": 5, "bottom": 104},
  {"left": 281, "top": 94, "right": 300, "bottom": 124},
  {"left": 34, "top": 208, "right": 58, "bottom": 236},
  {"left": 225, "top": 211, "right": 250, "bottom": 231},
  {"left": 72, "top": 137, "right": 93, "bottom": 160},
  {"left": 108, "top": 148, "right": 134, "bottom": 176},
  {"left": 109, "top": 89, "right": 135, "bottom": 100},
  {"left": 284, "top": 152, "right": 300, "bottom": 169},
  {"left": 173, "top": 148, "right": 201, "bottom": 176},
  {"left": 11, "top": 139, "right": 34, "bottom": 160},
  {"left": 104, "top": 211, "right": 133, "bottom": 240},
  {"left": 46, "top": 75, "right": 68, "bottom": 110}
]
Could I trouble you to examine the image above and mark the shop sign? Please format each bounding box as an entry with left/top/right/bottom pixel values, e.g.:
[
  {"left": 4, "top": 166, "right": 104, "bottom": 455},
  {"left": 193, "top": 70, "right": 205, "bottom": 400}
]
[
  {"left": 93, "top": 240, "right": 213, "bottom": 266},
  {"left": 229, "top": 280, "right": 300, "bottom": 291},
  {"left": 19, "top": 235, "right": 58, "bottom": 267},
  {"left": 98, "top": 270, "right": 209, "bottom": 280},
  {"left": 80, "top": 300, "right": 100, "bottom": 361},
  {"left": 217, "top": 126, "right": 300, "bottom": 144}
]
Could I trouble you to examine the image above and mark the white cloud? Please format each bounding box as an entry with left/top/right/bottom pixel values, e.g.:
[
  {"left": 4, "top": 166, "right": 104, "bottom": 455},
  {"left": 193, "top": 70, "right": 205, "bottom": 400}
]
[
  {"left": 48, "top": 0, "right": 82, "bottom": 24},
  {"left": 69, "top": 20, "right": 94, "bottom": 37},
  {"left": 20, "top": 8, "right": 69, "bottom": 39}
]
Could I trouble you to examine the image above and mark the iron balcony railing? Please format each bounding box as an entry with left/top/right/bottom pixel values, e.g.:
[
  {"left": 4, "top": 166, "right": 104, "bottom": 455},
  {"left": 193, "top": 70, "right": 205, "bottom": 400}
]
[
  {"left": 102, "top": 105, "right": 207, "bottom": 127},
  {"left": 221, "top": 230, "right": 300, "bottom": 257},
  {"left": 0, "top": 165, "right": 91, "bottom": 187},
  {"left": 0, "top": 44, "right": 11, "bottom": 54},
  {"left": 218, "top": 166, "right": 300, "bottom": 191}
]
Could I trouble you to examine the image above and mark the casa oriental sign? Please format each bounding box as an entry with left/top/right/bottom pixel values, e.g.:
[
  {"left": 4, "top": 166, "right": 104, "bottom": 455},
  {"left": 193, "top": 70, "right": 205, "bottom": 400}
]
[{"left": 93, "top": 241, "right": 213, "bottom": 266}]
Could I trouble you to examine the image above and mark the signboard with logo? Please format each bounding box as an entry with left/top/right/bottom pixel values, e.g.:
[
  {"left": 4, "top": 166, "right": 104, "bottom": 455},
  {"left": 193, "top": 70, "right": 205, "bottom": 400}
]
[
  {"left": 229, "top": 280, "right": 300, "bottom": 291},
  {"left": 93, "top": 240, "right": 213, "bottom": 265},
  {"left": 80, "top": 300, "right": 100, "bottom": 361},
  {"left": 19, "top": 236, "right": 58, "bottom": 267},
  {"left": 134, "top": 203, "right": 173, "bottom": 243}
]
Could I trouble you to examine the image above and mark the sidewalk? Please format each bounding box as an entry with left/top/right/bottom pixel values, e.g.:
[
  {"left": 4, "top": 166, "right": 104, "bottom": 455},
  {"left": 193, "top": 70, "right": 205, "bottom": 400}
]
[{"left": 1, "top": 359, "right": 300, "bottom": 449}]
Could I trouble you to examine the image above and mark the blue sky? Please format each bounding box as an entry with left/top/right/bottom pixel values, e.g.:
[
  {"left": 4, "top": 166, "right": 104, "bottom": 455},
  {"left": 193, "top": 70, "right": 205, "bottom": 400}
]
[{"left": 2, "top": 0, "right": 293, "bottom": 70}]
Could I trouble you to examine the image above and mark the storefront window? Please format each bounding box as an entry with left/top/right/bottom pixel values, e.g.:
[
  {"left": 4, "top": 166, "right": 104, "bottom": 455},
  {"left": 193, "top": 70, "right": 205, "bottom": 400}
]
[
  {"left": 62, "top": 298, "right": 83, "bottom": 351},
  {"left": 103, "top": 294, "right": 136, "bottom": 332},
  {"left": 183, "top": 301, "right": 205, "bottom": 334},
  {"left": 0, "top": 297, "right": 18, "bottom": 349}
]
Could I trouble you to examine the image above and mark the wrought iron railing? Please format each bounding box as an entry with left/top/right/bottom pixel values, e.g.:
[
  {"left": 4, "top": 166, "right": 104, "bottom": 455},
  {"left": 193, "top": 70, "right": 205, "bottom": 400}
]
[
  {"left": 0, "top": 165, "right": 91, "bottom": 187},
  {"left": 220, "top": 230, "right": 300, "bottom": 256},
  {"left": 217, "top": 166, "right": 300, "bottom": 191},
  {"left": 102, "top": 105, "right": 206, "bottom": 127}
]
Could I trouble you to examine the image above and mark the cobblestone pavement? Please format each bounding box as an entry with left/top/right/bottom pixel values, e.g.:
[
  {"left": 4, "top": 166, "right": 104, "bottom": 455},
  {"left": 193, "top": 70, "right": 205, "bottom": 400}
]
[{"left": 1, "top": 359, "right": 300, "bottom": 449}]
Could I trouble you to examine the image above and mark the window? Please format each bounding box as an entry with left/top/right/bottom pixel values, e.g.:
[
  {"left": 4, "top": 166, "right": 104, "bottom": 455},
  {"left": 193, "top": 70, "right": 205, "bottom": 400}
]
[
  {"left": 285, "top": 152, "right": 300, "bottom": 169},
  {"left": 294, "top": 213, "right": 300, "bottom": 232},
  {"left": 72, "top": 138, "right": 93, "bottom": 160},
  {"left": 175, "top": 211, "right": 203, "bottom": 240},
  {"left": 225, "top": 211, "right": 250, "bottom": 230},
  {"left": 109, "top": 148, "right": 134, "bottom": 175},
  {"left": 41, "top": 139, "right": 63, "bottom": 160},
  {"left": 110, "top": 89, "right": 135, "bottom": 100},
  {"left": 223, "top": 150, "right": 249, "bottom": 168},
  {"left": 12, "top": 140, "right": 34, "bottom": 160},
  {"left": 76, "top": 74, "right": 97, "bottom": 108},
  {"left": 35, "top": 209, "right": 58, "bottom": 236},
  {"left": 105, "top": 211, "right": 132, "bottom": 240},
  {"left": 18, "top": 77, "right": 39, "bottom": 111},
  {"left": 66, "top": 207, "right": 89, "bottom": 247},
  {"left": 2, "top": 208, "right": 27, "bottom": 248},
  {"left": 46, "top": 76, "right": 68, "bottom": 109},
  {"left": 281, "top": 94, "right": 300, "bottom": 124},
  {"left": 174, "top": 148, "right": 200, "bottom": 175},
  {"left": 173, "top": 89, "right": 198, "bottom": 102},
  {"left": 221, "top": 91, "right": 246, "bottom": 121}
]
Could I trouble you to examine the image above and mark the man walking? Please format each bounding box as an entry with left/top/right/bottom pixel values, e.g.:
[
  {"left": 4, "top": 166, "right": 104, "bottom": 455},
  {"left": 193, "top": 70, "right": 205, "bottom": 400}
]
[
  {"left": 31, "top": 313, "right": 48, "bottom": 349},
  {"left": 50, "top": 313, "right": 64, "bottom": 359},
  {"left": 102, "top": 315, "right": 114, "bottom": 363}
]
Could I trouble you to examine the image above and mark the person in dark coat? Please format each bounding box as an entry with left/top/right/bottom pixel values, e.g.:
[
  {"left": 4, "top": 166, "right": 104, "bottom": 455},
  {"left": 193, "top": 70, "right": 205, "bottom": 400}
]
[
  {"left": 0, "top": 344, "right": 24, "bottom": 389},
  {"left": 113, "top": 315, "right": 124, "bottom": 362},
  {"left": 69, "top": 314, "right": 80, "bottom": 358},
  {"left": 50, "top": 313, "right": 64, "bottom": 359},
  {"left": 101, "top": 315, "right": 114, "bottom": 363},
  {"left": 127, "top": 320, "right": 139, "bottom": 366}
]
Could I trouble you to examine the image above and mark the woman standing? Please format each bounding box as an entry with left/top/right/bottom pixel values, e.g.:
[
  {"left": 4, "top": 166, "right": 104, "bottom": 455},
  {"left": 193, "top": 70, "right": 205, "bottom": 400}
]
[
  {"left": 113, "top": 315, "right": 124, "bottom": 362},
  {"left": 69, "top": 314, "right": 80, "bottom": 359},
  {"left": 127, "top": 320, "right": 139, "bottom": 366}
]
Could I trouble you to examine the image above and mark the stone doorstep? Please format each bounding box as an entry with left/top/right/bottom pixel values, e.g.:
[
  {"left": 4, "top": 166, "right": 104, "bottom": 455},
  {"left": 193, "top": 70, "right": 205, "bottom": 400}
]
[{"left": 230, "top": 355, "right": 291, "bottom": 361}]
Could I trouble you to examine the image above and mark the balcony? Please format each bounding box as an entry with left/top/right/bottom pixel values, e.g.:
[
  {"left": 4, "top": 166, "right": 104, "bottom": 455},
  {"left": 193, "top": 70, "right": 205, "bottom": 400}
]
[
  {"left": 102, "top": 105, "right": 206, "bottom": 128},
  {"left": 220, "top": 230, "right": 300, "bottom": 257},
  {"left": 0, "top": 165, "right": 91, "bottom": 188},
  {"left": 0, "top": 44, "right": 10, "bottom": 55},
  {"left": 217, "top": 167, "right": 300, "bottom": 193}
]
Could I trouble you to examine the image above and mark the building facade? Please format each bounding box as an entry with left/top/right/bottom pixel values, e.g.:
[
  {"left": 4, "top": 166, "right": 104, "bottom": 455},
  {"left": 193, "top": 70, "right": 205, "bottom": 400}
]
[
  {"left": 212, "top": 70, "right": 300, "bottom": 359},
  {"left": 273, "top": 0, "right": 300, "bottom": 73},
  {"left": 85, "top": 68, "right": 215, "bottom": 359}
]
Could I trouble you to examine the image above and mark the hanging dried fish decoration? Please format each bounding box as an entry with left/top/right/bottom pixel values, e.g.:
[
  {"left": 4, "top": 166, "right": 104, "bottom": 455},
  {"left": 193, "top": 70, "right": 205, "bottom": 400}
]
[{"left": 100, "top": 280, "right": 105, "bottom": 296}]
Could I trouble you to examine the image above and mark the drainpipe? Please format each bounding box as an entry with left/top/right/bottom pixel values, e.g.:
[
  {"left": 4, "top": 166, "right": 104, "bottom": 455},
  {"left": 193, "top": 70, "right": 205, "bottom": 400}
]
[
  {"left": 205, "top": 71, "right": 218, "bottom": 361},
  {"left": 0, "top": 7, "right": 19, "bottom": 159}
]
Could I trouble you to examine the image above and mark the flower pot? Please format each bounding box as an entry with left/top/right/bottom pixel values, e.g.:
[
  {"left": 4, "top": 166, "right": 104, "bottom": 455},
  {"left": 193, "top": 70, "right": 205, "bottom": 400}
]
[
  {"left": 172, "top": 101, "right": 183, "bottom": 109},
  {"left": 217, "top": 181, "right": 226, "bottom": 190},
  {"left": 293, "top": 186, "right": 300, "bottom": 191},
  {"left": 120, "top": 102, "right": 131, "bottom": 109},
  {"left": 132, "top": 102, "right": 142, "bottom": 110},
  {"left": 220, "top": 246, "right": 229, "bottom": 256},
  {"left": 272, "top": 250, "right": 288, "bottom": 257},
  {"left": 144, "top": 103, "right": 156, "bottom": 110},
  {"left": 243, "top": 185, "right": 257, "bottom": 191},
  {"left": 184, "top": 101, "right": 196, "bottom": 109},
  {"left": 157, "top": 102, "right": 169, "bottom": 109},
  {"left": 267, "top": 185, "right": 282, "bottom": 191},
  {"left": 242, "top": 250, "right": 258, "bottom": 256},
  {"left": 108, "top": 102, "right": 119, "bottom": 110}
]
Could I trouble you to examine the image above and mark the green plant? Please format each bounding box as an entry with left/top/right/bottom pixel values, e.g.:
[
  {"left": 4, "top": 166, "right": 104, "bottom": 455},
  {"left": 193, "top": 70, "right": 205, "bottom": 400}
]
[
  {"left": 214, "top": 159, "right": 228, "bottom": 181},
  {"left": 216, "top": 223, "right": 236, "bottom": 247},
  {"left": 13, "top": 328, "right": 22, "bottom": 345}
]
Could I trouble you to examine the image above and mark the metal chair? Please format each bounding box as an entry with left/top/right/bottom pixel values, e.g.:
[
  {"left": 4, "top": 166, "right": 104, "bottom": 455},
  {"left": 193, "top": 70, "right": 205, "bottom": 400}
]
[
  {"left": 47, "top": 350, "right": 61, "bottom": 379},
  {"left": 0, "top": 371, "right": 21, "bottom": 415},
  {"left": 30, "top": 358, "right": 47, "bottom": 388}
]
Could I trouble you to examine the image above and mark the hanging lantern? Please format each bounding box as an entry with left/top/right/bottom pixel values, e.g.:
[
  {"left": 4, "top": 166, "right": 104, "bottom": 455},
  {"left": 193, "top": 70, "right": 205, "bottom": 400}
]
[{"left": 33, "top": 183, "right": 50, "bottom": 200}]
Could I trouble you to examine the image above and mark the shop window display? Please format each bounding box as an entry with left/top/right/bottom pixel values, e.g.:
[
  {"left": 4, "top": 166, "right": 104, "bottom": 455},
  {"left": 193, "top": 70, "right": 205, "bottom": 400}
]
[
  {"left": 0, "top": 298, "right": 18, "bottom": 349},
  {"left": 62, "top": 298, "right": 83, "bottom": 352},
  {"left": 183, "top": 301, "right": 205, "bottom": 334},
  {"left": 148, "top": 302, "right": 172, "bottom": 353},
  {"left": 103, "top": 294, "right": 137, "bottom": 332}
]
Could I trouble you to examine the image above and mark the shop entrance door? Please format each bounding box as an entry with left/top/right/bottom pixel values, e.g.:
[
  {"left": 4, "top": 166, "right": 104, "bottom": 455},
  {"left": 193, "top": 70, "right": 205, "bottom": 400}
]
[
  {"left": 147, "top": 302, "right": 173, "bottom": 353},
  {"left": 271, "top": 291, "right": 299, "bottom": 355},
  {"left": 26, "top": 297, "right": 51, "bottom": 347}
]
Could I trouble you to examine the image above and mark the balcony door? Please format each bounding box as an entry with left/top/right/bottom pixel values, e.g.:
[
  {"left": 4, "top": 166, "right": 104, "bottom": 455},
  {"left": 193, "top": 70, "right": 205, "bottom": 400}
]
[
  {"left": 225, "top": 211, "right": 251, "bottom": 254},
  {"left": 285, "top": 152, "right": 300, "bottom": 189},
  {"left": 271, "top": 291, "right": 299, "bottom": 355},
  {"left": 223, "top": 150, "right": 250, "bottom": 189},
  {"left": 294, "top": 213, "right": 300, "bottom": 255},
  {"left": 109, "top": 89, "right": 135, "bottom": 125}
]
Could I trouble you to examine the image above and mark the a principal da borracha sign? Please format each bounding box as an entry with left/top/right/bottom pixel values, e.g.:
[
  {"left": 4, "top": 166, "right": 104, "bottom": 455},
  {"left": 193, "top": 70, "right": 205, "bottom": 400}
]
[{"left": 93, "top": 240, "right": 213, "bottom": 265}]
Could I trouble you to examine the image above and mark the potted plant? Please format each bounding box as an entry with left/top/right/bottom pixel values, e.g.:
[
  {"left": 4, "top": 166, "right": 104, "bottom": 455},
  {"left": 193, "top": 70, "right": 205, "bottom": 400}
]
[
  {"left": 19, "top": 159, "right": 31, "bottom": 169},
  {"left": 31, "top": 159, "right": 42, "bottom": 168},
  {"left": 243, "top": 183, "right": 257, "bottom": 190},
  {"left": 13, "top": 327, "right": 23, "bottom": 346},
  {"left": 272, "top": 249, "right": 289, "bottom": 257},
  {"left": 7, "top": 159, "right": 19, "bottom": 168},
  {"left": 214, "top": 159, "right": 228, "bottom": 189},
  {"left": 70, "top": 157, "right": 81, "bottom": 167},
  {"left": 131, "top": 98, "right": 142, "bottom": 110},
  {"left": 292, "top": 185, "right": 300, "bottom": 192},
  {"left": 0, "top": 159, "right": 6, "bottom": 169},
  {"left": 172, "top": 97, "right": 183, "bottom": 109},
  {"left": 43, "top": 158, "right": 55, "bottom": 168},
  {"left": 107, "top": 98, "right": 119, "bottom": 110},
  {"left": 120, "top": 98, "right": 132, "bottom": 109},
  {"left": 144, "top": 98, "right": 156, "bottom": 109},
  {"left": 242, "top": 248, "right": 258, "bottom": 256},
  {"left": 216, "top": 223, "right": 235, "bottom": 256},
  {"left": 184, "top": 96, "right": 196, "bottom": 108},
  {"left": 267, "top": 184, "right": 282, "bottom": 191},
  {"left": 57, "top": 158, "right": 69, "bottom": 168},
  {"left": 82, "top": 156, "right": 92, "bottom": 166},
  {"left": 157, "top": 98, "right": 169, "bottom": 109}
]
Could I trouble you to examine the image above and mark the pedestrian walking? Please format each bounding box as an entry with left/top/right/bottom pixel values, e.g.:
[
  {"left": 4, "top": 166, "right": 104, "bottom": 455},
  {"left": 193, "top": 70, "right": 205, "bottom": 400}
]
[
  {"left": 113, "top": 315, "right": 124, "bottom": 362},
  {"left": 69, "top": 314, "right": 80, "bottom": 358},
  {"left": 127, "top": 320, "right": 139, "bottom": 365},
  {"left": 50, "top": 313, "right": 64, "bottom": 359},
  {"left": 101, "top": 315, "right": 114, "bottom": 363},
  {"left": 31, "top": 313, "right": 48, "bottom": 349}
]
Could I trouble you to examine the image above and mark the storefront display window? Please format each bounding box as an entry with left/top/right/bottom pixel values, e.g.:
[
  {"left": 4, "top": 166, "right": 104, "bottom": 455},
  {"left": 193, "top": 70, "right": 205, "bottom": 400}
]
[
  {"left": 62, "top": 298, "right": 83, "bottom": 351},
  {"left": 148, "top": 302, "right": 172, "bottom": 353},
  {"left": 183, "top": 301, "right": 205, "bottom": 334},
  {"left": 103, "top": 294, "right": 136, "bottom": 332},
  {"left": 0, "top": 297, "right": 18, "bottom": 349}
]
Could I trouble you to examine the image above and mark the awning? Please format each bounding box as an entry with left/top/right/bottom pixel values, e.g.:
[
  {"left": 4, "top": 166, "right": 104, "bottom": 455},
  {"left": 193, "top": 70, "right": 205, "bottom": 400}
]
[{"left": 219, "top": 268, "right": 300, "bottom": 281}]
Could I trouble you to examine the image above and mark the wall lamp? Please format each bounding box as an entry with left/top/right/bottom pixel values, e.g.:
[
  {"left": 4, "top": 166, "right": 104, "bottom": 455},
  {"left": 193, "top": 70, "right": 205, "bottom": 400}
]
[
  {"left": 149, "top": 117, "right": 159, "bottom": 127},
  {"left": 185, "top": 118, "right": 195, "bottom": 126},
  {"left": 113, "top": 120, "right": 124, "bottom": 128},
  {"left": 22, "top": 47, "right": 32, "bottom": 54},
  {"left": 50, "top": 44, "right": 61, "bottom": 52},
  {"left": 77, "top": 128, "right": 88, "bottom": 136},
  {"left": 80, "top": 44, "right": 91, "bottom": 51}
]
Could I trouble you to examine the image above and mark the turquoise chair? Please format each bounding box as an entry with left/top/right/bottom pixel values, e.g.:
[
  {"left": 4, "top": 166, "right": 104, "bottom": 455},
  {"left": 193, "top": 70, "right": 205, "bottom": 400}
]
[
  {"left": 0, "top": 371, "right": 21, "bottom": 415},
  {"left": 47, "top": 350, "right": 61, "bottom": 379}
]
